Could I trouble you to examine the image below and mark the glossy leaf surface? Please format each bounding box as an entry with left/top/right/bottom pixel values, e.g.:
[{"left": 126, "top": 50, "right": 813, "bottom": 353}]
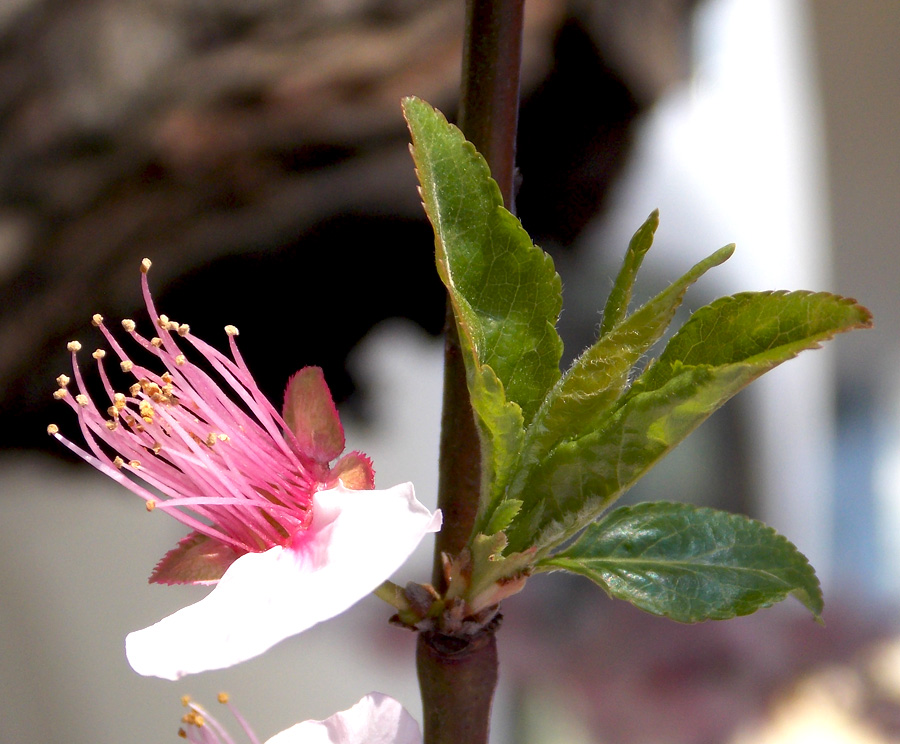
[
  {"left": 404, "top": 96, "right": 562, "bottom": 520},
  {"left": 541, "top": 501, "right": 823, "bottom": 622},
  {"left": 507, "top": 290, "right": 872, "bottom": 552}
]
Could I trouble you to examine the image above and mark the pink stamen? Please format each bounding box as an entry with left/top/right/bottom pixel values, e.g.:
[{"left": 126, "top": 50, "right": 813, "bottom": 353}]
[{"left": 50, "top": 260, "right": 334, "bottom": 562}]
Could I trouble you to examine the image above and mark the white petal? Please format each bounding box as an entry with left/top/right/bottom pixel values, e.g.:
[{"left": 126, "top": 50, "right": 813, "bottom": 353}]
[
  {"left": 265, "top": 693, "right": 421, "bottom": 744},
  {"left": 126, "top": 483, "right": 440, "bottom": 679}
]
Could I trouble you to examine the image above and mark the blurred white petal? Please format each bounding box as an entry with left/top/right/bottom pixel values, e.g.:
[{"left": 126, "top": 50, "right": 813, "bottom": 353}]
[{"left": 266, "top": 693, "right": 421, "bottom": 744}]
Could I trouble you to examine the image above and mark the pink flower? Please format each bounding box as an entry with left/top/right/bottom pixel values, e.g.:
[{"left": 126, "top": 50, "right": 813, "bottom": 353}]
[
  {"left": 50, "top": 259, "right": 440, "bottom": 680},
  {"left": 179, "top": 692, "right": 421, "bottom": 744}
]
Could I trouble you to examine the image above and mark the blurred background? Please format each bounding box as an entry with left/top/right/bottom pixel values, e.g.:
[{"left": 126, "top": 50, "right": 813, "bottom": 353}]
[{"left": 1, "top": 0, "right": 898, "bottom": 741}]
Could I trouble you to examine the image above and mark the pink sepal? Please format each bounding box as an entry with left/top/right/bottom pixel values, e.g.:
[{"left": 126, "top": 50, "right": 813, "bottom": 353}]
[{"left": 283, "top": 367, "right": 345, "bottom": 466}]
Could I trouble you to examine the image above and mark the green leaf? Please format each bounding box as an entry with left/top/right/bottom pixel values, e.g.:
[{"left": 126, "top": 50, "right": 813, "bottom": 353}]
[
  {"left": 402, "top": 96, "right": 563, "bottom": 424},
  {"left": 540, "top": 502, "right": 823, "bottom": 622},
  {"left": 642, "top": 290, "right": 872, "bottom": 389},
  {"left": 465, "top": 531, "right": 535, "bottom": 613},
  {"left": 599, "top": 210, "right": 659, "bottom": 336},
  {"left": 468, "top": 364, "right": 525, "bottom": 516},
  {"left": 507, "top": 290, "right": 872, "bottom": 552},
  {"left": 483, "top": 498, "right": 523, "bottom": 536},
  {"left": 513, "top": 243, "right": 734, "bottom": 488},
  {"left": 404, "top": 97, "right": 564, "bottom": 528}
]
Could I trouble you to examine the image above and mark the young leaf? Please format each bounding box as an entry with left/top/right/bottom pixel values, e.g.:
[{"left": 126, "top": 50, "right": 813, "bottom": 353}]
[
  {"left": 512, "top": 243, "right": 734, "bottom": 489},
  {"left": 506, "top": 290, "right": 872, "bottom": 552},
  {"left": 402, "top": 96, "right": 563, "bottom": 425},
  {"left": 404, "top": 97, "right": 564, "bottom": 525},
  {"left": 469, "top": 364, "right": 525, "bottom": 511},
  {"left": 599, "top": 210, "right": 659, "bottom": 336},
  {"left": 641, "top": 290, "right": 871, "bottom": 389},
  {"left": 465, "top": 532, "right": 535, "bottom": 613},
  {"left": 539, "top": 501, "right": 823, "bottom": 622}
]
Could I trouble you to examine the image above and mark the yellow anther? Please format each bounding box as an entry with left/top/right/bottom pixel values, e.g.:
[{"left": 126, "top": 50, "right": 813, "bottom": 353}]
[
  {"left": 113, "top": 456, "right": 125, "bottom": 468},
  {"left": 56, "top": 374, "right": 70, "bottom": 387},
  {"left": 121, "top": 319, "right": 136, "bottom": 333},
  {"left": 158, "top": 314, "right": 169, "bottom": 328},
  {"left": 166, "top": 320, "right": 179, "bottom": 332},
  {"left": 53, "top": 388, "right": 67, "bottom": 400},
  {"left": 140, "top": 258, "right": 152, "bottom": 273},
  {"left": 162, "top": 372, "right": 173, "bottom": 384},
  {"left": 205, "top": 433, "right": 217, "bottom": 446},
  {"left": 105, "top": 420, "right": 118, "bottom": 431},
  {"left": 120, "top": 360, "right": 133, "bottom": 372},
  {"left": 175, "top": 354, "right": 186, "bottom": 366},
  {"left": 47, "top": 424, "right": 59, "bottom": 435},
  {"left": 75, "top": 394, "right": 89, "bottom": 407},
  {"left": 177, "top": 323, "right": 190, "bottom": 337},
  {"left": 225, "top": 325, "right": 239, "bottom": 337},
  {"left": 139, "top": 400, "right": 154, "bottom": 423},
  {"left": 151, "top": 441, "right": 162, "bottom": 454},
  {"left": 129, "top": 459, "right": 141, "bottom": 469},
  {"left": 217, "top": 692, "right": 229, "bottom": 704},
  {"left": 92, "top": 349, "right": 106, "bottom": 360},
  {"left": 114, "top": 392, "right": 127, "bottom": 410},
  {"left": 178, "top": 730, "right": 187, "bottom": 739},
  {"left": 151, "top": 337, "right": 162, "bottom": 347},
  {"left": 181, "top": 695, "right": 192, "bottom": 707},
  {"left": 129, "top": 383, "right": 141, "bottom": 396},
  {"left": 218, "top": 434, "right": 229, "bottom": 442},
  {"left": 146, "top": 500, "right": 156, "bottom": 511},
  {"left": 91, "top": 313, "right": 103, "bottom": 326},
  {"left": 67, "top": 341, "right": 81, "bottom": 352}
]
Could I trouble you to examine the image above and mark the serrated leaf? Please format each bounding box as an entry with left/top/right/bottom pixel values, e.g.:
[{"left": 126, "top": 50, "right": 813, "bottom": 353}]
[
  {"left": 466, "top": 531, "right": 535, "bottom": 613},
  {"left": 539, "top": 502, "right": 823, "bottom": 622},
  {"left": 642, "top": 290, "right": 872, "bottom": 388},
  {"left": 484, "top": 498, "right": 523, "bottom": 536},
  {"left": 512, "top": 243, "right": 734, "bottom": 491},
  {"left": 507, "top": 290, "right": 872, "bottom": 552},
  {"left": 403, "top": 96, "right": 563, "bottom": 425}
]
